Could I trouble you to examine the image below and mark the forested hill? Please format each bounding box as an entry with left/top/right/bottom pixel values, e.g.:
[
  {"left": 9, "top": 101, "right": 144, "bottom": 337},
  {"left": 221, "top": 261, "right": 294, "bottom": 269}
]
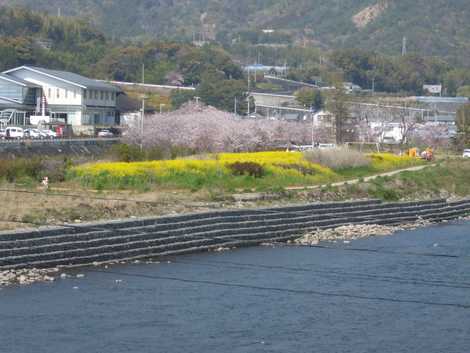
[
  {"left": 2, "top": 0, "right": 469, "bottom": 64},
  {"left": 0, "top": 7, "right": 243, "bottom": 84}
]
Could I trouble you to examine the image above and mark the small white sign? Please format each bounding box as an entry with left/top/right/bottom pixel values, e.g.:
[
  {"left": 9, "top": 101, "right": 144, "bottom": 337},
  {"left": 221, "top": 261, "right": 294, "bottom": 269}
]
[{"left": 423, "top": 84, "right": 442, "bottom": 94}]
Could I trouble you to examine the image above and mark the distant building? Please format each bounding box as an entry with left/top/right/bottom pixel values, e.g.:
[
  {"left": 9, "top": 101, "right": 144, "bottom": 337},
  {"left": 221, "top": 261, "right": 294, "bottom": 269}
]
[
  {"left": 414, "top": 96, "right": 468, "bottom": 113},
  {"left": 422, "top": 84, "right": 442, "bottom": 96},
  {"left": 244, "top": 64, "right": 288, "bottom": 76},
  {"left": 0, "top": 66, "right": 121, "bottom": 134},
  {"left": 343, "top": 82, "right": 362, "bottom": 93}
]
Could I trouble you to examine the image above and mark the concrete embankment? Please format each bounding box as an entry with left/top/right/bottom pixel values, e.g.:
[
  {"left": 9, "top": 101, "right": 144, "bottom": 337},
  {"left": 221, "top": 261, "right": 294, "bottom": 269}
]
[
  {"left": 1, "top": 198, "right": 470, "bottom": 272},
  {"left": 0, "top": 138, "right": 118, "bottom": 157}
]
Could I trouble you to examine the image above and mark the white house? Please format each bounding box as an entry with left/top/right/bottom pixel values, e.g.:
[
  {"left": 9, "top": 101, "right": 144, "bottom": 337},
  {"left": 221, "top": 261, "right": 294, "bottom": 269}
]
[{"left": 1, "top": 66, "right": 121, "bottom": 134}]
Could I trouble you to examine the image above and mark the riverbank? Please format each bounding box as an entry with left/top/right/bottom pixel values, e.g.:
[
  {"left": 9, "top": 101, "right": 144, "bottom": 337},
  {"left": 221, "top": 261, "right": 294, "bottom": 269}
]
[
  {"left": 1, "top": 198, "right": 469, "bottom": 287},
  {"left": 1, "top": 159, "right": 469, "bottom": 231},
  {"left": 2, "top": 216, "right": 468, "bottom": 288},
  {"left": 294, "top": 220, "right": 433, "bottom": 245}
]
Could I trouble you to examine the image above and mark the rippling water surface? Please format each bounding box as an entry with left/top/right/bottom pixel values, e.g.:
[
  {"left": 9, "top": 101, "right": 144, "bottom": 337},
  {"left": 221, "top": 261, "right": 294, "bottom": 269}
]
[{"left": 1, "top": 221, "right": 470, "bottom": 353}]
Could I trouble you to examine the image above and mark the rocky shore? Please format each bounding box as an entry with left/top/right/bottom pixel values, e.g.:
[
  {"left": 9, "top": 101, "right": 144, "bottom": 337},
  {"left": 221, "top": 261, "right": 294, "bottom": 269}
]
[
  {"left": 0, "top": 268, "right": 59, "bottom": 287},
  {"left": 294, "top": 219, "right": 432, "bottom": 246}
]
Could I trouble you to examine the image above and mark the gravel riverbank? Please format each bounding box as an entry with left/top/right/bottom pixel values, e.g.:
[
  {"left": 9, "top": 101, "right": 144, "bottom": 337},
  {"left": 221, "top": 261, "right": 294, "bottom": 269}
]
[
  {"left": 2, "top": 215, "right": 469, "bottom": 288},
  {"left": 0, "top": 268, "right": 59, "bottom": 287},
  {"left": 294, "top": 219, "right": 434, "bottom": 246}
]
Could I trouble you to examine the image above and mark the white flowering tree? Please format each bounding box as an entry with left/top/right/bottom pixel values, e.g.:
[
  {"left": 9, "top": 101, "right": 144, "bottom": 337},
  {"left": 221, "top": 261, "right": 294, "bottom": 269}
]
[{"left": 124, "top": 102, "right": 317, "bottom": 153}]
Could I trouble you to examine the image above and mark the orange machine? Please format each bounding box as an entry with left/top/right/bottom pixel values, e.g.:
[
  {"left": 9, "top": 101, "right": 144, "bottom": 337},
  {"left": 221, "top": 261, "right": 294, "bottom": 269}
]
[{"left": 407, "top": 148, "right": 418, "bottom": 158}]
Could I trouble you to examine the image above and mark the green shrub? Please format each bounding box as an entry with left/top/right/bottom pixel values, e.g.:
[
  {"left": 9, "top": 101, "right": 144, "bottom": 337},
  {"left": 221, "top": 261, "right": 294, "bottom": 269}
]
[
  {"left": 110, "top": 143, "right": 195, "bottom": 162},
  {"left": 0, "top": 158, "right": 44, "bottom": 182},
  {"left": 370, "top": 185, "right": 400, "bottom": 201},
  {"left": 275, "top": 163, "right": 317, "bottom": 175},
  {"left": 228, "top": 162, "right": 265, "bottom": 178},
  {"left": 110, "top": 144, "right": 146, "bottom": 162}
]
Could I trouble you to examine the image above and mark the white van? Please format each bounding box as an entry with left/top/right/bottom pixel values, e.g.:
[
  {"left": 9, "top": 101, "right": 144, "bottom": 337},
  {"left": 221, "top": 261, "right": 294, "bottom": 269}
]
[{"left": 5, "top": 127, "right": 24, "bottom": 140}]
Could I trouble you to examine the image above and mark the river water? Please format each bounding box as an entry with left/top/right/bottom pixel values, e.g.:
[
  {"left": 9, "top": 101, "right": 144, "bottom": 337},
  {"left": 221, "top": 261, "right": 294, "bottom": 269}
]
[{"left": 1, "top": 221, "right": 470, "bottom": 353}]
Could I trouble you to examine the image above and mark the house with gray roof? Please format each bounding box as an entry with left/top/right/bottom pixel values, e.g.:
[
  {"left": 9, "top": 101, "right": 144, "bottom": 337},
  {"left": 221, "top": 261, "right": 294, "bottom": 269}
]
[{"left": 0, "top": 66, "right": 121, "bottom": 134}]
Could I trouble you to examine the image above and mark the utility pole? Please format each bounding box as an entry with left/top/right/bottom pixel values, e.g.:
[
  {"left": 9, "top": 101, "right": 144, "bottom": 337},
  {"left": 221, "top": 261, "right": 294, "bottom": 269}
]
[
  {"left": 247, "top": 95, "right": 250, "bottom": 117},
  {"left": 234, "top": 96, "right": 238, "bottom": 115},
  {"left": 140, "top": 96, "right": 145, "bottom": 152},
  {"left": 311, "top": 107, "right": 315, "bottom": 148},
  {"left": 142, "top": 63, "right": 145, "bottom": 85},
  {"left": 247, "top": 69, "right": 251, "bottom": 91},
  {"left": 140, "top": 63, "right": 146, "bottom": 151},
  {"left": 402, "top": 36, "right": 407, "bottom": 56}
]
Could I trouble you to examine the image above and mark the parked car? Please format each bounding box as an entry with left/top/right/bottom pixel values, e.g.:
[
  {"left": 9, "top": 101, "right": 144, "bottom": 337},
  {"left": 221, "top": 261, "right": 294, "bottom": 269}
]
[
  {"left": 39, "top": 129, "right": 57, "bottom": 139},
  {"left": 97, "top": 129, "right": 114, "bottom": 138},
  {"left": 0, "top": 129, "right": 6, "bottom": 139},
  {"left": 463, "top": 149, "right": 470, "bottom": 158},
  {"left": 5, "top": 127, "right": 24, "bottom": 140},
  {"left": 24, "top": 128, "right": 43, "bottom": 139},
  {"left": 318, "top": 143, "right": 337, "bottom": 149}
]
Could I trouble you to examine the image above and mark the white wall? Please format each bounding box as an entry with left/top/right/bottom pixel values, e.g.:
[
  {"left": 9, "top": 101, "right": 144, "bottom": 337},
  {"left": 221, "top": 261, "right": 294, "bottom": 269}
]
[
  {"left": 8, "top": 69, "right": 83, "bottom": 106},
  {"left": 83, "top": 89, "right": 116, "bottom": 108}
]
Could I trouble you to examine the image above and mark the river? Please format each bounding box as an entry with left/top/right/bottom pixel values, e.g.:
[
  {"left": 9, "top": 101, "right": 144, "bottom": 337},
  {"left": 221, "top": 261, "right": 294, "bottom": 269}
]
[{"left": 1, "top": 221, "right": 470, "bottom": 353}]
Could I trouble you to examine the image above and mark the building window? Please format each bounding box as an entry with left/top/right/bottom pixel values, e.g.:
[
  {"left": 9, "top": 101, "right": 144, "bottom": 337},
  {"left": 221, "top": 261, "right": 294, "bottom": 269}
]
[
  {"left": 48, "top": 88, "right": 51, "bottom": 98},
  {"left": 56, "top": 88, "right": 60, "bottom": 99},
  {"left": 74, "top": 90, "right": 77, "bottom": 98},
  {"left": 94, "top": 90, "right": 98, "bottom": 99},
  {"left": 100, "top": 91, "right": 104, "bottom": 100},
  {"left": 105, "top": 92, "right": 109, "bottom": 100}
]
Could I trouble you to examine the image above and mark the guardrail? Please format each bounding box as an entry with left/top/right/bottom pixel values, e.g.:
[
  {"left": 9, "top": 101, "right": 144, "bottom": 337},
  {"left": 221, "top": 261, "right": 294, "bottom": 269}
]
[{"left": 0, "top": 137, "right": 121, "bottom": 145}]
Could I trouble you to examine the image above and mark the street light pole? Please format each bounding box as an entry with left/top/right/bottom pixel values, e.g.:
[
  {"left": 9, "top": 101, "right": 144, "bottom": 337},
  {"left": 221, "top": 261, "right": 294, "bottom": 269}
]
[
  {"left": 140, "top": 62, "right": 146, "bottom": 152},
  {"left": 311, "top": 107, "right": 315, "bottom": 148},
  {"left": 140, "top": 95, "right": 147, "bottom": 152}
]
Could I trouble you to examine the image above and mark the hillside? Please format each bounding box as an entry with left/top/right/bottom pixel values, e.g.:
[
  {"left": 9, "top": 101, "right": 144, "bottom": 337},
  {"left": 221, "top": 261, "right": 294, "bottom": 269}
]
[
  {"left": 0, "top": 7, "right": 243, "bottom": 84},
  {"left": 2, "top": 0, "right": 469, "bottom": 65}
]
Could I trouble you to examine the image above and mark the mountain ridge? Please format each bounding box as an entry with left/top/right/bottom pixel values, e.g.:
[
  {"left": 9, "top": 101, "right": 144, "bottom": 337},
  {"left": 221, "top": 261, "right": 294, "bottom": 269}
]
[{"left": 1, "top": 0, "right": 469, "bottom": 65}]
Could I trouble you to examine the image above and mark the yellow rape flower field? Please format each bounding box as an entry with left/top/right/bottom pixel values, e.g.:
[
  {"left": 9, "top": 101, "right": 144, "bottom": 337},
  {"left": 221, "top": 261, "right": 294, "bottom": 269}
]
[{"left": 69, "top": 151, "right": 423, "bottom": 192}]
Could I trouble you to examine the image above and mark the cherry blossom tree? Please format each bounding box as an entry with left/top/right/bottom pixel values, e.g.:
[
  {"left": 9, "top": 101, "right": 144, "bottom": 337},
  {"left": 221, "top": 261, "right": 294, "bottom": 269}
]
[{"left": 124, "top": 102, "right": 319, "bottom": 152}]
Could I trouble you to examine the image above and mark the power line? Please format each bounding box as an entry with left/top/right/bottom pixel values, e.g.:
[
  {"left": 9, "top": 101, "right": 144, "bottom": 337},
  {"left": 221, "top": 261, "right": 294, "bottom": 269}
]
[
  {"left": 173, "top": 259, "right": 470, "bottom": 290},
  {"left": 89, "top": 269, "right": 470, "bottom": 309},
  {"left": 301, "top": 243, "right": 463, "bottom": 259}
]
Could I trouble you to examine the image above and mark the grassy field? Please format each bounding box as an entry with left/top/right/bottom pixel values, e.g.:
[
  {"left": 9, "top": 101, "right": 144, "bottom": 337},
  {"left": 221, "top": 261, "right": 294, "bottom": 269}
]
[
  {"left": 69, "top": 151, "right": 422, "bottom": 192},
  {"left": 1, "top": 158, "right": 469, "bottom": 231}
]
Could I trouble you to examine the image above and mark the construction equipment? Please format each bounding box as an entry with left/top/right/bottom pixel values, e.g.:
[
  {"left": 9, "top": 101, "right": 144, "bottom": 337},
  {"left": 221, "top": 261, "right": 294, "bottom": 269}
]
[
  {"left": 407, "top": 147, "right": 434, "bottom": 161},
  {"left": 407, "top": 148, "right": 418, "bottom": 158},
  {"left": 421, "top": 148, "right": 434, "bottom": 161}
]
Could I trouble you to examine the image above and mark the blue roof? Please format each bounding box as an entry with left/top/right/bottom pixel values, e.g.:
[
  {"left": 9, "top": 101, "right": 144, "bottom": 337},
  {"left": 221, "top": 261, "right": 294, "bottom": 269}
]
[
  {"left": 4, "top": 66, "right": 121, "bottom": 92},
  {"left": 415, "top": 96, "right": 469, "bottom": 103},
  {"left": 0, "top": 73, "right": 40, "bottom": 88},
  {"left": 244, "top": 64, "right": 287, "bottom": 71}
]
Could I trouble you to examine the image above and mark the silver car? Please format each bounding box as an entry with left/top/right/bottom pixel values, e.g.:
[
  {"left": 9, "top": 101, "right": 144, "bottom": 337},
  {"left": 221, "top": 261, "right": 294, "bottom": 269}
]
[{"left": 463, "top": 149, "right": 470, "bottom": 158}]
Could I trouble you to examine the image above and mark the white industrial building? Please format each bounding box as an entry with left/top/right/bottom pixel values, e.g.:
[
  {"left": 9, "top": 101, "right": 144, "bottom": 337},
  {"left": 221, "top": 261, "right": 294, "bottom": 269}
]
[{"left": 0, "top": 66, "right": 121, "bottom": 135}]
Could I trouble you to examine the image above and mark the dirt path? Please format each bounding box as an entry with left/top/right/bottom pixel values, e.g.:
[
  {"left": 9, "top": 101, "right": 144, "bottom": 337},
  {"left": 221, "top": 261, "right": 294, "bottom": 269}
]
[{"left": 285, "top": 164, "right": 436, "bottom": 191}]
